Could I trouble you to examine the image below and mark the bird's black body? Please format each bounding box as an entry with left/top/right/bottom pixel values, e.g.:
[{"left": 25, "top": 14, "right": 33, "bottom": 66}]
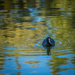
[
  {"left": 42, "top": 37, "right": 55, "bottom": 55},
  {"left": 42, "top": 37, "right": 55, "bottom": 47}
]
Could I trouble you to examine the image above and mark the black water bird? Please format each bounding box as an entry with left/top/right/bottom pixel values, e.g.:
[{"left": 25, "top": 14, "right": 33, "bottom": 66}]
[{"left": 42, "top": 37, "right": 55, "bottom": 55}]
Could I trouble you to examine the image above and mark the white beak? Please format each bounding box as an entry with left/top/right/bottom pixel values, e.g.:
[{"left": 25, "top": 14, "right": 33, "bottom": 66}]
[{"left": 48, "top": 38, "right": 51, "bottom": 44}]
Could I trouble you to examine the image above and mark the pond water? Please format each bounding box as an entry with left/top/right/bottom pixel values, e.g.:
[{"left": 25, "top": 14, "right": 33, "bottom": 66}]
[{"left": 0, "top": 0, "right": 75, "bottom": 75}]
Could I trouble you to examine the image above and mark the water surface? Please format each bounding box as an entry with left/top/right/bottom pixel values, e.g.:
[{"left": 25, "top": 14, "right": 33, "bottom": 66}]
[{"left": 0, "top": 0, "right": 75, "bottom": 75}]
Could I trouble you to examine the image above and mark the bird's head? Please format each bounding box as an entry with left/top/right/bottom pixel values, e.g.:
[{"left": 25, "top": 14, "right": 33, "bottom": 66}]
[{"left": 47, "top": 37, "right": 54, "bottom": 46}]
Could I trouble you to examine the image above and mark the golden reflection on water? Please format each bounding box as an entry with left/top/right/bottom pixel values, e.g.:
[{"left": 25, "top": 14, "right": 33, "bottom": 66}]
[{"left": 0, "top": 0, "right": 75, "bottom": 75}]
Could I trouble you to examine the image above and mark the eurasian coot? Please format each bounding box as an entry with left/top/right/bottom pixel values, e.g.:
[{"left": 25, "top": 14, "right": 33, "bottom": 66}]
[
  {"left": 42, "top": 37, "right": 55, "bottom": 55},
  {"left": 42, "top": 37, "right": 55, "bottom": 47}
]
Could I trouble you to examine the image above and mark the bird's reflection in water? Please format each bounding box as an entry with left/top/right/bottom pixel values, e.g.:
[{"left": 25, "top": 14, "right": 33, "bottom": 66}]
[{"left": 47, "top": 47, "right": 51, "bottom": 55}]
